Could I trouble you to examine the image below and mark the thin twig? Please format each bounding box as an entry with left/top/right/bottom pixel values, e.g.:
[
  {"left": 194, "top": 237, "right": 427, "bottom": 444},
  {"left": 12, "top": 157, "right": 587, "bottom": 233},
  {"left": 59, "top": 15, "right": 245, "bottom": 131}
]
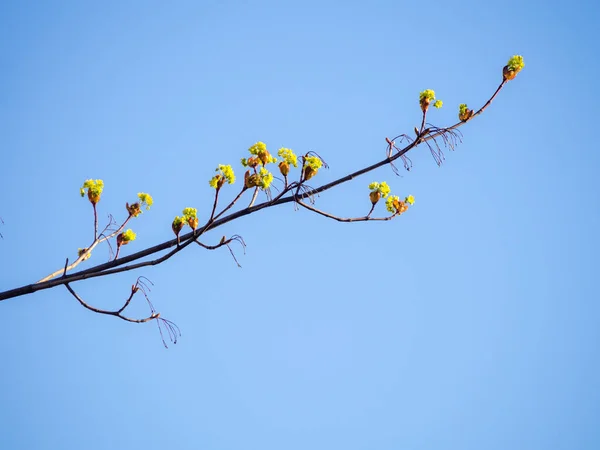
[
  {"left": 297, "top": 199, "right": 397, "bottom": 222},
  {"left": 65, "top": 283, "right": 158, "bottom": 323}
]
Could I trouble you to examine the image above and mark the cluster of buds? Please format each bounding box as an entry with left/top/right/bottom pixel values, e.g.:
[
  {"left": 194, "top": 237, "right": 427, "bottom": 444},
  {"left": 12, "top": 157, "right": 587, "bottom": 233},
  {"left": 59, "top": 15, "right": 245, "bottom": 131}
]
[
  {"left": 419, "top": 90, "right": 443, "bottom": 112},
  {"left": 241, "top": 141, "right": 278, "bottom": 168},
  {"left": 368, "top": 182, "right": 414, "bottom": 216},
  {"left": 172, "top": 215, "right": 186, "bottom": 239},
  {"left": 368, "top": 181, "right": 391, "bottom": 204},
  {"left": 238, "top": 142, "right": 303, "bottom": 189},
  {"left": 209, "top": 165, "right": 235, "bottom": 190},
  {"left": 240, "top": 142, "right": 280, "bottom": 190},
  {"left": 503, "top": 55, "right": 525, "bottom": 81},
  {"left": 182, "top": 207, "right": 198, "bottom": 230},
  {"left": 244, "top": 167, "right": 274, "bottom": 189},
  {"left": 458, "top": 103, "right": 474, "bottom": 122},
  {"left": 385, "top": 195, "right": 415, "bottom": 215},
  {"left": 171, "top": 207, "right": 198, "bottom": 241},
  {"left": 80, "top": 179, "right": 104, "bottom": 205},
  {"left": 77, "top": 180, "right": 152, "bottom": 261},
  {"left": 126, "top": 192, "right": 154, "bottom": 217},
  {"left": 277, "top": 147, "right": 298, "bottom": 178},
  {"left": 116, "top": 229, "right": 136, "bottom": 247},
  {"left": 302, "top": 155, "right": 323, "bottom": 181}
]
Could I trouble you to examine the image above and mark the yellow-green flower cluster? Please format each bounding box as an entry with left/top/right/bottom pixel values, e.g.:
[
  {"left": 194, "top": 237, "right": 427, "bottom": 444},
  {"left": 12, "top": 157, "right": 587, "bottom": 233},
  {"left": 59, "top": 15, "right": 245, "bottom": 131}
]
[
  {"left": 385, "top": 195, "right": 414, "bottom": 214},
  {"left": 503, "top": 55, "right": 525, "bottom": 80},
  {"left": 242, "top": 142, "right": 277, "bottom": 169},
  {"left": 244, "top": 167, "right": 274, "bottom": 189},
  {"left": 172, "top": 207, "right": 199, "bottom": 235},
  {"left": 249, "top": 141, "right": 267, "bottom": 155},
  {"left": 127, "top": 192, "right": 154, "bottom": 217},
  {"left": 172, "top": 215, "right": 186, "bottom": 237},
  {"left": 369, "top": 182, "right": 391, "bottom": 198},
  {"left": 209, "top": 164, "right": 236, "bottom": 189},
  {"left": 368, "top": 181, "right": 391, "bottom": 205},
  {"left": 458, "top": 103, "right": 474, "bottom": 121},
  {"left": 182, "top": 207, "right": 198, "bottom": 229},
  {"left": 386, "top": 196, "right": 401, "bottom": 213},
  {"left": 80, "top": 179, "right": 104, "bottom": 204},
  {"left": 419, "top": 90, "right": 436, "bottom": 102},
  {"left": 303, "top": 156, "right": 323, "bottom": 181},
  {"left": 304, "top": 156, "right": 322, "bottom": 171},
  {"left": 419, "top": 89, "right": 442, "bottom": 111},
  {"left": 507, "top": 55, "right": 525, "bottom": 72},
  {"left": 172, "top": 216, "right": 185, "bottom": 228},
  {"left": 122, "top": 229, "right": 136, "bottom": 242},
  {"left": 137, "top": 193, "right": 153, "bottom": 210},
  {"left": 242, "top": 141, "right": 277, "bottom": 167},
  {"left": 182, "top": 207, "right": 197, "bottom": 220},
  {"left": 257, "top": 167, "right": 274, "bottom": 189},
  {"left": 278, "top": 148, "right": 298, "bottom": 167},
  {"left": 277, "top": 147, "right": 297, "bottom": 177}
]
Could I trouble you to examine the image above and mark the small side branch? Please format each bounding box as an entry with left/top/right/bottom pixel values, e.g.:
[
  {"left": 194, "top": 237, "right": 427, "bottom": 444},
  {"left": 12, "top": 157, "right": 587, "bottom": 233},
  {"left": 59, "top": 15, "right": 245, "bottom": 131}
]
[
  {"left": 296, "top": 199, "right": 397, "bottom": 222},
  {"left": 38, "top": 213, "right": 133, "bottom": 283},
  {"left": 64, "top": 277, "right": 180, "bottom": 347},
  {"left": 65, "top": 280, "right": 157, "bottom": 323},
  {"left": 196, "top": 234, "right": 246, "bottom": 267}
]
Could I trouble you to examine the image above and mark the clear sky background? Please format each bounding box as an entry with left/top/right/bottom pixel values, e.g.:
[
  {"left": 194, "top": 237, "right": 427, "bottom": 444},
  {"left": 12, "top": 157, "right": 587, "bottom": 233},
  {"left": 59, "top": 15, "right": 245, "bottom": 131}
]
[{"left": 1, "top": 1, "right": 599, "bottom": 449}]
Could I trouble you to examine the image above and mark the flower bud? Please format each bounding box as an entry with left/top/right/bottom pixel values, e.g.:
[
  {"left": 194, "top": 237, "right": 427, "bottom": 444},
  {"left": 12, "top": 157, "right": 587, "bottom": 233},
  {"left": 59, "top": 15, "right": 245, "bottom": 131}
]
[
  {"left": 369, "top": 191, "right": 381, "bottom": 205},
  {"left": 245, "top": 173, "right": 260, "bottom": 188},
  {"left": 503, "top": 65, "right": 517, "bottom": 81},
  {"left": 127, "top": 202, "right": 142, "bottom": 217},
  {"left": 246, "top": 156, "right": 260, "bottom": 168},
  {"left": 257, "top": 149, "right": 270, "bottom": 166},
  {"left": 187, "top": 216, "right": 198, "bottom": 230},
  {"left": 279, "top": 161, "right": 290, "bottom": 177},
  {"left": 172, "top": 217, "right": 185, "bottom": 236},
  {"left": 88, "top": 190, "right": 100, "bottom": 205},
  {"left": 303, "top": 166, "right": 316, "bottom": 180}
]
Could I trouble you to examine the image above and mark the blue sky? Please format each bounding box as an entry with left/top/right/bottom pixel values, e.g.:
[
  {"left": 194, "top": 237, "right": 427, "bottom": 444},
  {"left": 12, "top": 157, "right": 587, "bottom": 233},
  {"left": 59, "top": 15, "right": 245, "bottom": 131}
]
[{"left": 1, "top": 1, "right": 599, "bottom": 449}]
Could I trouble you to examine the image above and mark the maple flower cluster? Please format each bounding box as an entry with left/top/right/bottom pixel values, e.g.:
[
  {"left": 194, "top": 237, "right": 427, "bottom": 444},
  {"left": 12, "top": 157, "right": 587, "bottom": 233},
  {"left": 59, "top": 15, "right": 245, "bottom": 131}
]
[
  {"left": 277, "top": 147, "right": 298, "bottom": 177},
  {"left": 504, "top": 55, "right": 525, "bottom": 80},
  {"left": 172, "top": 207, "right": 199, "bottom": 238},
  {"left": 458, "top": 103, "right": 474, "bottom": 122},
  {"left": 369, "top": 181, "right": 414, "bottom": 215},
  {"left": 127, "top": 192, "right": 154, "bottom": 217},
  {"left": 80, "top": 179, "right": 104, "bottom": 204},
  {"left": 419, "top": 89, "right": 443, "bottom": 112},
  {"left": 209, "top": 165, "right": 236, "bottom": 189},
  {"left": 117, "top": 229, "right": 136, "bottom": 248}
]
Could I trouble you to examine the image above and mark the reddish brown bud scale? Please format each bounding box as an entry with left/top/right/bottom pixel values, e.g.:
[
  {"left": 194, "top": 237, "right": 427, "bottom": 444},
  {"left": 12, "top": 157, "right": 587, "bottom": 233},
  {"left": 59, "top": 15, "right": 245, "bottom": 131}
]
[
  {"left": 370, "top": 191, "right": 381, "bottom": 204},
  {"left": 172, "top": 222, "right": 184, "bottom": 236},
  {"left": 88, "top": 190, "right": 100, "bottom": 205},
  {"left": 187, "top": 217, "right": 198, "bottom": 230},
  {"left": 127, "top": 202, "right": 142, "bottom": 217},
  {"left": 503, "top": 65, "right": 517, "bottom": 81},
  {"left": 304, "top": 166, "right": 316, "bottom": 180},
  {"left": 279, "top": 161, "right": 290, "bottom": 177}
]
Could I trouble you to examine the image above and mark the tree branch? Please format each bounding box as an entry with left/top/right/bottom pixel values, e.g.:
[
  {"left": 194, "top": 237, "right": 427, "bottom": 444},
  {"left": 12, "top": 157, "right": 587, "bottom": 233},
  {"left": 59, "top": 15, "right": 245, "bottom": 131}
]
[{"left": 0, "top": 79, "right": 509, "bottom": 302}]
